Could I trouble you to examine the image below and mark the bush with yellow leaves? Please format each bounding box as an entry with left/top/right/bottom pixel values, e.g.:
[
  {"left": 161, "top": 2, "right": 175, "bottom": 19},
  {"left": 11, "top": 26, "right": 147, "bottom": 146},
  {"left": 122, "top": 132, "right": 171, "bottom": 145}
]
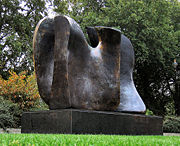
[{"left": 0, "top": 71, "right": 40, "bottom": 110}]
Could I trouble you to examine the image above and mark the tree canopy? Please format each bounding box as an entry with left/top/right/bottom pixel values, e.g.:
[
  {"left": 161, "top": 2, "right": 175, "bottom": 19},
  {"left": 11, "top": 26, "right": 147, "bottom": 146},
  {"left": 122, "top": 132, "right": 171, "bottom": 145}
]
[{"left": 0, "top": 0, "right": 48, "bottom": 79}]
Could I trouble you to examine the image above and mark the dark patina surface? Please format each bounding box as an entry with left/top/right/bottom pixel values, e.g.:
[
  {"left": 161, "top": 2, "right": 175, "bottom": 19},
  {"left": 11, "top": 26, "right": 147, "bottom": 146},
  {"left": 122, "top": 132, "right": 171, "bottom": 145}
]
[
  {"left": 33, "top": 15, "right": 145, "bottom": 113},
  {"left": 21, "top": 109, "right": 163, "bottom": 135},
  {"left": 86, "top": 27, "right": 146, "bottom": 112}
]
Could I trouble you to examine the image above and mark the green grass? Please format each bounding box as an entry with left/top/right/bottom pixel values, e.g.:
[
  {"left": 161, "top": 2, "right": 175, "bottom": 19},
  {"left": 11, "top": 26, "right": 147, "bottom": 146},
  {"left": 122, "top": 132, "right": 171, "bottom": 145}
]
[{"left": 0, "top": 134, "right": 180, "bottom": 145}]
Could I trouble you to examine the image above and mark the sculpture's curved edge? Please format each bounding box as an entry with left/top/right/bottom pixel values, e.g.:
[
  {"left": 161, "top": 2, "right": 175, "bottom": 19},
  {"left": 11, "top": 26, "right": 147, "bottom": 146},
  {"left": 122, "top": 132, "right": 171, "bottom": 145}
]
[
  {"left": 117, "top": 34, "right": 146, "bottom": 113},
  {"left": 33, "top": 17, "right": 54, "bottom": 105},
  {"left": 86, "top": 27, "right": 146, "bottom": 113}
]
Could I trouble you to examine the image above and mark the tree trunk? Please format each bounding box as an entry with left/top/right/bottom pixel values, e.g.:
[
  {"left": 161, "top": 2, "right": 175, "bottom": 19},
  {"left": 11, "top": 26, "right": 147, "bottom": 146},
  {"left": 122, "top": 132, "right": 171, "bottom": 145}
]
[{"left": 174, "top": 81, "right": 180, "bottom": 116}]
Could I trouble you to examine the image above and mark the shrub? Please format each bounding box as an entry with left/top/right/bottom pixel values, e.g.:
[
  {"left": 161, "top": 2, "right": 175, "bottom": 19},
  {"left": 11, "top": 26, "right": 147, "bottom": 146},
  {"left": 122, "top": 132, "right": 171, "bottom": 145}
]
[
  {"left": 0, "top": 96, "right": 21, "bottom": 130},
  {"left": 145, "top": 109, "right": 154, "bottom": 116},
  {"left": 29, "top": 98, "right": 49, "bottom": 111},
  {"left": 0, "top": 71, "right": 40, "bottom": 110},
  {"left": 0, "top": 71, "right": 49, "bottom": 128},
  {"left": 163, "top": 116, "right": 180, "bottom": 133}
]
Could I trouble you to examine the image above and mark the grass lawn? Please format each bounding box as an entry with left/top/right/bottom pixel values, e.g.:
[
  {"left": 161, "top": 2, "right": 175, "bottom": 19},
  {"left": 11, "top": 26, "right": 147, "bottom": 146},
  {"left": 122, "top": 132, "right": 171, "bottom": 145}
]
[{"left": 0, "top": 134, "right": 179, "bottom": 145}]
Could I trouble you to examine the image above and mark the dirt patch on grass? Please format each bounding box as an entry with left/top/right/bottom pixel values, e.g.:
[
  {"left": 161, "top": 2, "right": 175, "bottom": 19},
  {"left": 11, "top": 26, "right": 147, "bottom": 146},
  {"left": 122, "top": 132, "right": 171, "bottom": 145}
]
[
  {"left": 0, "top": 128, "right": 21, "bottom": 134},
  {"left": 163, "top": 133, "right": 180, "bottom": 136},
  {"left": 0, "top": 129, "right": 180, "bottom": 136}
]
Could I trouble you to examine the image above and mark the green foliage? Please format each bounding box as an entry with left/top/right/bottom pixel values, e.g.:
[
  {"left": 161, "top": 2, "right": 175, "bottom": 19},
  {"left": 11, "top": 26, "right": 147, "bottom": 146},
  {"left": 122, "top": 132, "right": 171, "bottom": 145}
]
[
  {"left": 0, "top": 0, "right": 48, "bottom": 79},
  {"left": 0, "top": 134, "right": 180, "bottom": 145},
  {"left": 29, "top": 98, "right": 49, "bottom": 112},
  {"left": 53, "top": 0, "right": 105, "bottom": 32},
  {"left": 0, "top": 96, "right": 21, "bottom": 130},
  {"left": 145, "top": 109, "right": 154, "bottom": 116},
  {"left": 163, "top": 116, "right": 180, "bottom": 133},
  {"left": 164, "top": 99, "right": 176, "bottom": 116}
]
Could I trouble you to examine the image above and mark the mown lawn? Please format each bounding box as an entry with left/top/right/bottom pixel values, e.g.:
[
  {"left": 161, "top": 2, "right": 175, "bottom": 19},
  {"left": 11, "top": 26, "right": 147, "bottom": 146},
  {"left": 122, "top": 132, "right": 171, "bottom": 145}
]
[{"left": 0, "top": 134, "right": 179, "bottom": 145}]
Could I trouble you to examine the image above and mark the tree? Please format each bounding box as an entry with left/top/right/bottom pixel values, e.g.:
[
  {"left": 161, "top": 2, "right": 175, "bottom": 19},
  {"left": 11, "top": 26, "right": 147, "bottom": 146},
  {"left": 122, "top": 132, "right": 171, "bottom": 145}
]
[
  {"left": 53, "top": 0, "right": 180, "bottom": 115},
  {"left": 0, "top": 0, "right": 48, "bottom": 79}
]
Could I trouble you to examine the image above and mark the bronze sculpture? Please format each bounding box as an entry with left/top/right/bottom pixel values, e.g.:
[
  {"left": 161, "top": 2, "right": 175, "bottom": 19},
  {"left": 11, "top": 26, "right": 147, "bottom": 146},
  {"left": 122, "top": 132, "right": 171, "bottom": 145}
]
[{"left": 33, "top": 15, "right": 146, "bottom": 113}]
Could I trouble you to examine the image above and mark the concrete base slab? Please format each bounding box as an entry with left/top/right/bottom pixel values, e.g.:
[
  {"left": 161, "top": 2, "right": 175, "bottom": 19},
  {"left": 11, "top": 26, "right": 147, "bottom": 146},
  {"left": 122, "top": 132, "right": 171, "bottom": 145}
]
[{"left": 21, "top": 109, "right": 163, "bottom": 135}]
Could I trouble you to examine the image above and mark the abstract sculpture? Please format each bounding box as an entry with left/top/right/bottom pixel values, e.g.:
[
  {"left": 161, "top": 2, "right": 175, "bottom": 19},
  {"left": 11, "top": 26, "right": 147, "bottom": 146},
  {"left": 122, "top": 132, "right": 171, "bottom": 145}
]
[{"left": 33, "top": 15, "right": 146, "bottom": 113}]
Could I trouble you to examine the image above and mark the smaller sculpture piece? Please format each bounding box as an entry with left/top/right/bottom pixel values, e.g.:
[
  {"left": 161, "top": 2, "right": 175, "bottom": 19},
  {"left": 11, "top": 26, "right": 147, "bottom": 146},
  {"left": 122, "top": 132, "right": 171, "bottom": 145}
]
[{"left": 33, "top": 15, "right": 146, "bottom": 113}]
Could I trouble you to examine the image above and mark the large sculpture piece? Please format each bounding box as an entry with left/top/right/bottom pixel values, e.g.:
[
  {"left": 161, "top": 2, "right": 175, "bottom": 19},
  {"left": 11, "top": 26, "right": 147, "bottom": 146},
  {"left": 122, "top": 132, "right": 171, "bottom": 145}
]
[{"left": 33, "top": 15, "right": 146, "bottom": 113}]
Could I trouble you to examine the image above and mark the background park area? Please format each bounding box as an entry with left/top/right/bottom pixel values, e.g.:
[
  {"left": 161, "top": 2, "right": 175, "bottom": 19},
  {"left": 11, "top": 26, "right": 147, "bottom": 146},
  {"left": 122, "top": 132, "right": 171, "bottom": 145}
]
[{"left": 0, "top": 0, "right": 180, "bottom": 145}]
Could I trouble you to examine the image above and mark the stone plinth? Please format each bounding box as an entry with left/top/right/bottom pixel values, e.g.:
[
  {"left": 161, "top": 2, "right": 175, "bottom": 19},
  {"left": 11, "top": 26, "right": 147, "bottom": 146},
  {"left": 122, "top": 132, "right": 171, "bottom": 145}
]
[{"left": 21, "top": 109, "right": 163, "bottom": 135}]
